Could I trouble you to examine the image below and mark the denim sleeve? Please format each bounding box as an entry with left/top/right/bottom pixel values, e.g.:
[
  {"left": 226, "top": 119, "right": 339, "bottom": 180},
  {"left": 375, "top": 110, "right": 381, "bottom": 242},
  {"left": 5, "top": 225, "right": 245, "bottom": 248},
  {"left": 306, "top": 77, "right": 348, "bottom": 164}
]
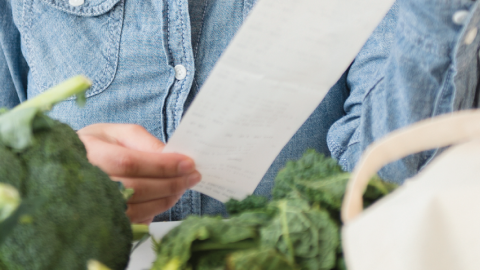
[
  {"left": 328, "top": 0, "right": 479, "bottom": 183},
  {"left": 0, "top": 0, "right": 28, "bottom": 109}
]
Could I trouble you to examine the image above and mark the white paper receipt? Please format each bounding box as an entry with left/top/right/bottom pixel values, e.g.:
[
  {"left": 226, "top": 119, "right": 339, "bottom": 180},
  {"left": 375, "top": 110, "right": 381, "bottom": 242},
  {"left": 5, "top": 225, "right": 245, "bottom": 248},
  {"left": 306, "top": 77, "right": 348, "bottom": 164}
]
[{"left": 164, "top": 0, "right": 396, "bottom": 202}]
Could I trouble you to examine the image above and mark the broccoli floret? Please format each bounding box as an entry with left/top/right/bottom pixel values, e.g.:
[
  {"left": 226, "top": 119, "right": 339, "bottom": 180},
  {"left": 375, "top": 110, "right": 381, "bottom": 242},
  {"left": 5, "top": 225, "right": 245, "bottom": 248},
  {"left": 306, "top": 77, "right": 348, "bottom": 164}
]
[{"left": 0, "top": 77, "right": 132, "bottom": 270}]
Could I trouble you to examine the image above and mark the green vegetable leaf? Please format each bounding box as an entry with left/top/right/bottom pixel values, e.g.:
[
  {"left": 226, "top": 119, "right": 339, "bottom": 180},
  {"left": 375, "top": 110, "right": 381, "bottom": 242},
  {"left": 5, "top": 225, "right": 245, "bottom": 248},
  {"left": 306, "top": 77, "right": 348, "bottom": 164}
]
[
  {"left": 76, "top": 92, "right": 87, "bottom": 107},
  {"left": 272, "top": 150, "right": 345, "bottom": 202},
  {"left": 225, "top": 195, "right": 269, "bottom": 216},
  {"left": 152, "top": 150, "right": 396, "bottom": 270},
  {"left": 227, "top": 248, "right": 296, "bottom": 270},
  {"left": 152, "top": 216, "right": 261, "bottom": 270},
  {"left": 191, "top": 250, "right": 231, "bottom": 270},
  {"left": 260, "top": 199, "right": 339, "bottom": 270}
]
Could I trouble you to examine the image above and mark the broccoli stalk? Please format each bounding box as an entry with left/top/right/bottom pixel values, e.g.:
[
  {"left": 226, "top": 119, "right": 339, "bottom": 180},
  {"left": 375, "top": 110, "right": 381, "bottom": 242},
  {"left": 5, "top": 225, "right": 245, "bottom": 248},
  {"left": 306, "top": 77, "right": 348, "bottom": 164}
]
[
  {"left": 131, "top": 224, "right": 150, "bottom": 241},
  {"left": 0, "top": 75, "right": 91, "bottom": 151}
]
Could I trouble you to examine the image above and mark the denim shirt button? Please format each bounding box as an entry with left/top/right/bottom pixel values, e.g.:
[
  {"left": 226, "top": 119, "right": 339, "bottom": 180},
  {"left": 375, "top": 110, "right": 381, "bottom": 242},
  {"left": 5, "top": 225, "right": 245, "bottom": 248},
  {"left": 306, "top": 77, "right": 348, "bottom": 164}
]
[
  {"left": 174, "top": 65, "right": 187, "bottom": 80},
  {"left": 69, "top": 0, "right": 84, "bottom": 7},
  {"left": 465, "top": 27, "right": 478, "bottom": 45},
  {"left": 452, "top": 10, "right": 470, "bottom": 25}
]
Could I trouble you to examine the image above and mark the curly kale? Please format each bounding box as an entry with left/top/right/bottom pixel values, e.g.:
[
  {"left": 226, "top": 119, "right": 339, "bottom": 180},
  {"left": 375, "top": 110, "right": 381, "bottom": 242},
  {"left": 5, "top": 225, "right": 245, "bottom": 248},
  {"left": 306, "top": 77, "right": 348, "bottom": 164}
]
[
  {"left": 225, "top": 195, "right": 269, "bottom": 215},
  {"left": 153, "top": 150, "right": 397, "bottom": 270},
  {"left": 272, "top": 150, "right": 397, "bottom": 221},
  {"left": 0, "top": 77, "right": 132, "bottom": 270},
  {"left": 226, "top": 248, "right": 295, "bottom": 270},
  {"left": 152, "top": 215, "right": 265, "bottom": 270},
  {"left": 260, "top": 199, "right": 339, "bottom": 270},
  {"left": 272, "top": 150, "right": 345, "bottom": 201}
]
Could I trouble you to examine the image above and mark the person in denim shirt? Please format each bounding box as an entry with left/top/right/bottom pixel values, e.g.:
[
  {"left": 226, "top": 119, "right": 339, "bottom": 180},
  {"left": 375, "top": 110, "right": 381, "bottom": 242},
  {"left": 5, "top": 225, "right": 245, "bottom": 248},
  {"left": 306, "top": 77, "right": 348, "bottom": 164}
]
[
  {"left": 328, "top": 0, "right": 480, "bottom": 182},
  {"left": 0, "top": 0, "right": 478, "bottom": 223}
]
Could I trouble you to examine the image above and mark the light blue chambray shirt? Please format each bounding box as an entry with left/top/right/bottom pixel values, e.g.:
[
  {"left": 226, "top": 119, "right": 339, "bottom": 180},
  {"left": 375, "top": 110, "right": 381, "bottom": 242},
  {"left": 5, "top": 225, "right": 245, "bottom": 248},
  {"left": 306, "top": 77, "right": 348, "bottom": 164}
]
[{"left": 1, "top": 0, "right": 479, "bottom": 221}]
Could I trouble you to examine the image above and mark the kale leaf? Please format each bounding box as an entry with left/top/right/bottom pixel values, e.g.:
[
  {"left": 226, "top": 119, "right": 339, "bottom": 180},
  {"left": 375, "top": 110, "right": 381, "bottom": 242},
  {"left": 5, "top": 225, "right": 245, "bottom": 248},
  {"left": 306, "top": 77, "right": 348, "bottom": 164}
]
[
  {"left": 152, "top": 150, "right": 397, "bottom": 270},
  {"left": 226, "top": 248, "right": 295, "bottom": 270},
  {"left": 225, "top": 195, "right": 269, "bottom": 215},
  {"left": 152, "top": 215, "right": 263, "bottom": 270},
  {"left": 260, "top": 199, "right": 338, "bottom": 270}
]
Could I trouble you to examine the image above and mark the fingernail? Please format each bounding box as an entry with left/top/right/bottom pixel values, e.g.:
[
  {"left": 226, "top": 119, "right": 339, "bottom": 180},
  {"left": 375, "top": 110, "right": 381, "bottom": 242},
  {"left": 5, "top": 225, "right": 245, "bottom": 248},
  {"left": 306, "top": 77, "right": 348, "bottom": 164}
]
[
  {"left": 178, "top": 160, "right": 195, "bottom": 174},
  {"left": 187, "top": 172, "right": 202, "bottom": 187}
]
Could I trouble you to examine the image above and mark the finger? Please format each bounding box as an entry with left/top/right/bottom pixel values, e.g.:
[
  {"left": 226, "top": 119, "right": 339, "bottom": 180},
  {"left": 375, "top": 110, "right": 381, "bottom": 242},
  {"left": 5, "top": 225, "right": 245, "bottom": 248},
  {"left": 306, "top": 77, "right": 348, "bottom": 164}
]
[
  {"left": 138, "top": 217, "right": 154, "bottom": 225},
  {"left": 80, "top": 135, "right": 196, "bottom": 178},
  {"left": 79, "top": 123, "right": 166, "bottom": 153},
  {"left": 112, "top": 172, "right": 201, "bottom": 203},
  {"left": 126, "top": 194, "right": 183, "bottom": 223}
]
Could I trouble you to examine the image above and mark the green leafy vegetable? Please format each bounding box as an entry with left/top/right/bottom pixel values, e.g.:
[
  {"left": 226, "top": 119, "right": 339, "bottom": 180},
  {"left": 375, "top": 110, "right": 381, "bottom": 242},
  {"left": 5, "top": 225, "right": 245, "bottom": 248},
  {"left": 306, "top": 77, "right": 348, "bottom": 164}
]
[
  {"left": 225, "top": 195, "right": 269, "bottom": 215},
  {"left": 152, "top": 150, "right": 397, "bottom": 270},
  {"left": 226, "top": 248, "right": 295, "bottom": 270},
  {"left": 152, "top": 216, "right": 261, "bottom": 270},
  {"left": 260, "top": 199, "right": 338, "bottom": 270}
]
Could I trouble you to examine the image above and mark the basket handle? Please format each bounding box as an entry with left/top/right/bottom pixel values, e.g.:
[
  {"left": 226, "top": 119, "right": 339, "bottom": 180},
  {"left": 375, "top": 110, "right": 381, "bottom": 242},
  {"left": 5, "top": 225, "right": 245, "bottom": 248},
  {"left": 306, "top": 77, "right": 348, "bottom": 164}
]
[{"left": 341, "top": 110, "right": 480, "bottom": 223}]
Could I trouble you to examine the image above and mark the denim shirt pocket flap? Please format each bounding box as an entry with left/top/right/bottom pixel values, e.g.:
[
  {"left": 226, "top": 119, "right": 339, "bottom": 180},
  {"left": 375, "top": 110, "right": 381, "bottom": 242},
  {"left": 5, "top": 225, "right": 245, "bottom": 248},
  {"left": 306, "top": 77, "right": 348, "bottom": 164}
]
[
  {"left": 26, "top": 0, "right": 124, "bottom": 99},
  {"left": 40, "top": 0, "right": 121, "bottom": 17}
]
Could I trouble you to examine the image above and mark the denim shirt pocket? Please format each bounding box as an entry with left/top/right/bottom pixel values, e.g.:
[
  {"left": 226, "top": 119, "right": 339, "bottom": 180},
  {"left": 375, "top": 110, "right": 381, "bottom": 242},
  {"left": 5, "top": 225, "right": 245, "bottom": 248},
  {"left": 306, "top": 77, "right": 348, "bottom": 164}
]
[{"left": 22, "top": 0, "right": 124, "bottom": 99}]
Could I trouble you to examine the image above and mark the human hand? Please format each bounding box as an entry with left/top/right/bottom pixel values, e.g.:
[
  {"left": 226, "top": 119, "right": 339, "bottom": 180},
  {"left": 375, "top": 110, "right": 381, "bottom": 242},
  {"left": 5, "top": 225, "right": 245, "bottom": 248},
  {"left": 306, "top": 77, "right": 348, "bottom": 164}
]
[{"left": 77, "top": 124, "right": 201, "bottom": 224}]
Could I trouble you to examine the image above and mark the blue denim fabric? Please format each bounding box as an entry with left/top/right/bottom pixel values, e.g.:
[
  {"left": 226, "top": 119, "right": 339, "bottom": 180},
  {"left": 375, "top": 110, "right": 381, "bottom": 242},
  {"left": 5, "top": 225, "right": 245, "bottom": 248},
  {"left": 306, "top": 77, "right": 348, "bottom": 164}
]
[
  {"left": 0, "top": 0, "right": 347, "bottom": 221},
  {"left": 1, "top": 0, "right": 478, "bottom": 221},
  {"left": 328, "top": 0, "right": 480, "bottom": 183}
]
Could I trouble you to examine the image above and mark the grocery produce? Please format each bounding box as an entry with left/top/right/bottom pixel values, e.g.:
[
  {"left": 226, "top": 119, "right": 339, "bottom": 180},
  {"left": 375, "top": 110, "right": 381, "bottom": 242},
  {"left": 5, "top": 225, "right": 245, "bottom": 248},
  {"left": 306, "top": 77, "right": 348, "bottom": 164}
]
[
  {"left": 0, "top": 183, "right": 20, "bottom": 224},
  {"left": 152, "top": 150, "right": 397, "bottom": 270},
  {"left": 0, "top": 76, "right": 398, "bottom": 270},
  {"left": 0, "top": 183, "right": 22, "bottom": 245},
  {"left": 0, "top": 77, "right": 133, "bottom": 270}
]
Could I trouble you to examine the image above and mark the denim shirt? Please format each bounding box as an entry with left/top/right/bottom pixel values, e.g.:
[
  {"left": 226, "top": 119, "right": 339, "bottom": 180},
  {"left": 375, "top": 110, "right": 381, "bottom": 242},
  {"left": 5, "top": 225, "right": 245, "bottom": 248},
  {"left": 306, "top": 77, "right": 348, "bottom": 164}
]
[
  {"left": 1, "top": 0, "right": 479, "bottom": 221},
  {"left": 0, "top": 0, "right": 349, "bottom": 221},
  {"left": 328, "top": 0, "right": 480, "bottom": 183}
]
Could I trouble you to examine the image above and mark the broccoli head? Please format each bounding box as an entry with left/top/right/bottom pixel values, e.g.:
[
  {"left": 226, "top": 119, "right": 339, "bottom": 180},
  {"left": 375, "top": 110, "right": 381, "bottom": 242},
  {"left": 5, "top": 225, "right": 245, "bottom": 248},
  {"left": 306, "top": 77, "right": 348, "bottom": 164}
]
[{"left": 0, "top": 77, "right": 132, "bottom": 270}]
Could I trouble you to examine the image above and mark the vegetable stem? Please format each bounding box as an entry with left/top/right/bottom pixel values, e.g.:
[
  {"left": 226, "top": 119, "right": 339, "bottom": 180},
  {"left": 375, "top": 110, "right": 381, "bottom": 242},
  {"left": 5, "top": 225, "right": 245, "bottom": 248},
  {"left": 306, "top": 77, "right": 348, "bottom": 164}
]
[
  {"left": 191, "top": 239, "right": 257, "bottom": 252},
  {"left": 279, "top": 200, "right": 295, "bottom": 264},
  {"left": 12, "top": 75, "right": 92, "bottom": 113}
]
